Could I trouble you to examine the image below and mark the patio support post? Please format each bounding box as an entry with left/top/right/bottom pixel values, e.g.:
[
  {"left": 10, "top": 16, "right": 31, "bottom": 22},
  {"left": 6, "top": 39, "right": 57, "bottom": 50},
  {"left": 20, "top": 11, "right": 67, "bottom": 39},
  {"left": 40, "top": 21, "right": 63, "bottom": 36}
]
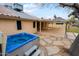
[
  {"left": 45, "top": 22, "right": 47, "bottom": 29},
  {"left": 46, "top": 22, "right": 48, "bottom": 29},
  {"left": 52, "top": 22, "right": 53, "bottom": 28},
  {"left": 65, "top": 22, "right": 67, "bottom": 38},
  {"left": 44, "top": 22, "right": 46, "bottom": 30},
  {"left": 35, "top": 21, "right": 37, "bottom": 32}
]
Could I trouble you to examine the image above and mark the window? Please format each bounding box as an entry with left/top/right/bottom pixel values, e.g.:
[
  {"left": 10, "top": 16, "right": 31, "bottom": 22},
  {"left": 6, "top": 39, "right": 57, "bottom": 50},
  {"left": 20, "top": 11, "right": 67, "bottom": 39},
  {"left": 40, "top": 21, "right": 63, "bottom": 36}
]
[
  {"left": 33, "top": 21, "right": 35, "bottom": 28},
  {"left": 16, "top": 20, "right": 22, "bottom": 30},
  {"left": 56, "top": 23, "right": 63, "bottom": 25}
]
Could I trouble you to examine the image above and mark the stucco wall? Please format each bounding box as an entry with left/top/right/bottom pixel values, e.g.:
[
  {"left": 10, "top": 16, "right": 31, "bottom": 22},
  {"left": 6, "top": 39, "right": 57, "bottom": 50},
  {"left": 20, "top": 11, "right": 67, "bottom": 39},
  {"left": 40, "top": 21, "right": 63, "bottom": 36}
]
[
  {"left": 0, "top": 19, "right": 37, "bottom": 35},
  {"left": 0, "top": 19, "right": 37, "bottom": 55}
]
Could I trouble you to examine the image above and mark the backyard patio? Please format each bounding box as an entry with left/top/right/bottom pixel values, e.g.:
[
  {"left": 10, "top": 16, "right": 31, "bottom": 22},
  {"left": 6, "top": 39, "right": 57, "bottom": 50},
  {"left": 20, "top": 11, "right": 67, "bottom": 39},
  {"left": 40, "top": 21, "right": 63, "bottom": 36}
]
[{"left": 37, "top": 24, "right": 75, "bottom": 56}]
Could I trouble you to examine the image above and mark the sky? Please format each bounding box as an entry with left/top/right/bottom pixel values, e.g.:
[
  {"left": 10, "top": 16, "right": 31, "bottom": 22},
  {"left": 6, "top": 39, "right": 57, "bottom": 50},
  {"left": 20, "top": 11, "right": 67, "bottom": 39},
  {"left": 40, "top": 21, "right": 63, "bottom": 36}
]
[{"left": 23, "top": 3, "right": 73, "bottom": 19}]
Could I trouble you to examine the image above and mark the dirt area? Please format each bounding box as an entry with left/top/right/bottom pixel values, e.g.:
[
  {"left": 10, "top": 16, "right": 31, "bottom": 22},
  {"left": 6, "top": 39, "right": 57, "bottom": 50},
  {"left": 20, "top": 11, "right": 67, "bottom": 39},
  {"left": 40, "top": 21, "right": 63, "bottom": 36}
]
[{"left": 37, "top": 25, "right": 74, "bottom": 56}]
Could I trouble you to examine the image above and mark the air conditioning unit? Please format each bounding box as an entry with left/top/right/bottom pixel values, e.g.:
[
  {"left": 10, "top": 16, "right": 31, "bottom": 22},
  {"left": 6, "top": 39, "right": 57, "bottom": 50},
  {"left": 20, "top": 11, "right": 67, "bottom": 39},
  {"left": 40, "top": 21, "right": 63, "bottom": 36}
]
[{"left": 13, "top": 3, "right": 23, "bottom": 12}]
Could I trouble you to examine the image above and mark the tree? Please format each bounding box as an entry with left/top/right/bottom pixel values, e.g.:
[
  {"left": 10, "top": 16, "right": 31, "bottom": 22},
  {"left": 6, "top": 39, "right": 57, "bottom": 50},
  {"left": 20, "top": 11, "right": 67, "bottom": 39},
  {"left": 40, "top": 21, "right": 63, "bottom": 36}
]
[
  {"left": 34, "top": 3, "right": 79, "bottom": 19},
  {"left": 59, "top": 3, "right": 79, "bottom": 19},
  {"left": 68, "top": 15, "right": 76, "bottom": 24}
]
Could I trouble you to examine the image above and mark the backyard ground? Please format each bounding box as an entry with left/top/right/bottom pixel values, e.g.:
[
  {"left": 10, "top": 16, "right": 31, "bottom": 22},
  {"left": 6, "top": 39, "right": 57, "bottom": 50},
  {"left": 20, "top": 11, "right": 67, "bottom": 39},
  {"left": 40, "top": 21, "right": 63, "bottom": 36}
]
[
  {"left": 67, "top": 26, "right": 79, "bottom": 33},
  {"left": 37, "top": 24, "right": 76, "bottom": 56}
]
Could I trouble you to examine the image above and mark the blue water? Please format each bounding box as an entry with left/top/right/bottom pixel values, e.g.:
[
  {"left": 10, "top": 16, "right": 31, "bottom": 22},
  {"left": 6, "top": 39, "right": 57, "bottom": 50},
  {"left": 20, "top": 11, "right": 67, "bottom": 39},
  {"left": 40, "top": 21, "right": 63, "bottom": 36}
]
[{"left": 6, "top": 32, "right": 38, "bottom": 53}]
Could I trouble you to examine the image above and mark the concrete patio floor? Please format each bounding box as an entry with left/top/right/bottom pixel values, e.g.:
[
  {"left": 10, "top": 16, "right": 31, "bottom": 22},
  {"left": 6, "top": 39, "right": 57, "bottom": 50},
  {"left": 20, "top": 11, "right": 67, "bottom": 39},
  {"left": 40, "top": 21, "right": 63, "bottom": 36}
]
[{"left": 37, "top": 25, "right": 74, "bottom": 56}]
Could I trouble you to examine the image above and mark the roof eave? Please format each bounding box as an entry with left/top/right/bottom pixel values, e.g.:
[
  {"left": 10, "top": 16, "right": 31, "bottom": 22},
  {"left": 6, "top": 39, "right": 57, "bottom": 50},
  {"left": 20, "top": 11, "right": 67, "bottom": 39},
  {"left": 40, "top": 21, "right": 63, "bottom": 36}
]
[{"left": 0, "top": 14, "right": 40, "bottom": 21}]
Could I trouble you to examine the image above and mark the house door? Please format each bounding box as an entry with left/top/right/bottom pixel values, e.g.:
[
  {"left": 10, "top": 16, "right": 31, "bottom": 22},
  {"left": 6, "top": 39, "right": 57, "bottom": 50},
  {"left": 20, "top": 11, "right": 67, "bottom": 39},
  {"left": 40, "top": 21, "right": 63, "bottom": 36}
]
[
  {"left": 37, "top": 21, "right": 40, "bottom": 31},
  {"left": 41, "top": 22, "right": 44, "bottom": 30}
]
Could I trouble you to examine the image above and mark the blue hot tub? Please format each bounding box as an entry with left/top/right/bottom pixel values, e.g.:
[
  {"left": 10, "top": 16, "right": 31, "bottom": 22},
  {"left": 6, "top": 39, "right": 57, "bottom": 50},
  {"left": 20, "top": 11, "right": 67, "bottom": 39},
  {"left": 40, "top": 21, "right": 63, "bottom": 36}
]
[{"left": 6, "top": 32, "right": 38, "bottom": 54}]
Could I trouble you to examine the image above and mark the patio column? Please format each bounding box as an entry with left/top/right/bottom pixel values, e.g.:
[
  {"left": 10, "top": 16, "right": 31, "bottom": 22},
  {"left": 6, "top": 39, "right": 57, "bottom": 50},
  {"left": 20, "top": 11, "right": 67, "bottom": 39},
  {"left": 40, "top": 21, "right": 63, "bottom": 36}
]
[
  {"left": 35, "top": 21, "right": 37, "bottom": 32},
  {"left": 45, "top": 22, "right": 48, "bottom": 29},
  {"left": 46, "top": 22, "right": 48, "bottom": 29},
  {"left": 45, "top": 22, "right": 47, "bottom": 29},
  {"left": 52, "top": 22, "right": 53, "bottom": 28},
  {"left": 40, "top": 21, "right": 41, "bottom": 32}
]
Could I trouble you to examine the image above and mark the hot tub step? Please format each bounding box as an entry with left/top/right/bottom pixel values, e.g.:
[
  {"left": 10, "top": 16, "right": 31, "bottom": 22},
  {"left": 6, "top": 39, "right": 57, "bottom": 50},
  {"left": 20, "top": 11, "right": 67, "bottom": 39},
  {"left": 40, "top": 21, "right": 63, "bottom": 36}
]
[
  {"left": 32, "top": 49, "right": 41, "bottom": 56},
  {"left": 24, "top": 45, "right": 38, "bottom": 56}
]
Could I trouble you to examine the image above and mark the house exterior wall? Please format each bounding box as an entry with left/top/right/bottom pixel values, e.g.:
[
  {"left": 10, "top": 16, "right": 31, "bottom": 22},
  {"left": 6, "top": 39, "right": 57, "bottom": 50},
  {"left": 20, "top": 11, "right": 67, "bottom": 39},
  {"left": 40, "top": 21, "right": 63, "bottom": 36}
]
[
  {"left": 0, "top": 19, "right": 37, "bottom": 55},
  {"left": 0, "top": 19, "right": 37, "bottom": 35}
]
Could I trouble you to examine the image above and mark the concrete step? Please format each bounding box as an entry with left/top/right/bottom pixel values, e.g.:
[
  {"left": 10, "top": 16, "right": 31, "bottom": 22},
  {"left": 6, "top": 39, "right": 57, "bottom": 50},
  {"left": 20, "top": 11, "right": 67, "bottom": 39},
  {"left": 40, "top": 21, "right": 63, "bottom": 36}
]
[
  {"left": 32, "top": 49, "right": 41, "bottom": 56},
  {"left": 24, "top": 45, "right": 38, "bottom": 56}
]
